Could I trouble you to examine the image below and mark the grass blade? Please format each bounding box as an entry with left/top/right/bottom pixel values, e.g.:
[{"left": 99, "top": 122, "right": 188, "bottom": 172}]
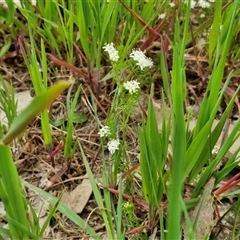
[{"left": 1, "top": 81, "right": 72, "bottom": 145}]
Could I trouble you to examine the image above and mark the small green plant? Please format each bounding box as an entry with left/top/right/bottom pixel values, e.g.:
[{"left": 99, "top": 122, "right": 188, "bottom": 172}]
[
  {"left": 0, "top": 81, "right": 71, "bottom": 239},
  {"left": 98, "top": 44, "right": 153, "bottom": 187},
  {"left": 139, "top": 99, "right": 168, "bottom": 223},
  {"left": 0, "top": 78, "right": 17, "bottom": 128},
  {"left": 20, "top": 34, "right": 54, "bottom": 151},
  {"left": 63, "top": 83, "right": 82, "bottom": 161},
  {"left": 122, "top": 201, "right": 140, "bottom": 234}
]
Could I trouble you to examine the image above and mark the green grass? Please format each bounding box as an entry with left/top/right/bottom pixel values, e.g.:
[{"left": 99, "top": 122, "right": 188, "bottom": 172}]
[
  {"left": 0, "top": 81, "right": 71, "bottom": 239},
  {"left": 0, "top": 0, "right": 239, "bottom": 239}
]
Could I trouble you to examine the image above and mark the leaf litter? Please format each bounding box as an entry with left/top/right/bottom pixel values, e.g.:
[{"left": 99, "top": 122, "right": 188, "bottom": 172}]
[
  {"left": 62, "top": 175, "right": 92, "bottom": 214},
  {"left": 183, "top": 176, "right": 216, "bottom": 240}
]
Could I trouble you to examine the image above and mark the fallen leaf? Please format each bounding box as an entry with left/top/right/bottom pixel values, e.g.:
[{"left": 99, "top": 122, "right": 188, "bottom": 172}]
[
  {"left": 183, "top": 177, "right": 216, "bottom": 240},
  {"left": 15, "top": 90, "right": 34, "bottom": 113},
  {"left": 61, "top": 176, "right": 92, "bottom": 214}
]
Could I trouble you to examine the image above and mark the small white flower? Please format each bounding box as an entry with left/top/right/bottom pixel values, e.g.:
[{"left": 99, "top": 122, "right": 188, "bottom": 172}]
[
  {"left": 219, "top": 25, "right": 223, "bottom": 32},
  {"left": 190, "top": 0, "right": 197, "bottom": 8},
  {"left": 123, "top": 80, "right": 140, "bottom": 94},
  {"left": 169, "top": 2, "right": 175, "bottom": 7},
  {"left": 200, "top": 13, "right": 205, "bottom": 18},
  {"left": 202, "top": 30, "right": 208, "bottom": 37},
  {"left": 183, "top": 0, "right": 197, "bottom": 8},
  {"left": 130, "top": 49, "right": 153, "bottom": 70},
  {"left": 103, "top": 43, "right": 119, "bottom": 62},
  {"left": 212, "top": 146, "right": 219, "bottom": 155},
  {"left": 184, "top": 0, "right": 197, "bottom": 8},
  {"left": 98, "top": 126, "right": 111, "bottom": 138},
  {"left": 158, "top": 13, "right": 166, "bottom": 20},
  {"left": 107, "top": 139, "right": 120, "bottom": 154},
  {"left": 198, "top": 0, "right": 210, "bottom": 8}
]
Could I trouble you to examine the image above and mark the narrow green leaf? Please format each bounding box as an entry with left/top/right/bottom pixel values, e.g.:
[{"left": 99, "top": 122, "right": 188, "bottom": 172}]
[
  {"left": 0, "top": 38, "right": 11, "bottom": 58},
  {"left": 23, "top": 181, "right": 100, "bottom": 239},
  {"left": 208, "top": 0, "right": 222, "bottom": 63},
  {"left": 1, "top": 81, "right": 72, "bottom": 145},
  {"left": 78, "top": 140, "right": 115, "bottom": 239},
  {"left": 0, "top": 145, "right": 28, "bottom": 239}
]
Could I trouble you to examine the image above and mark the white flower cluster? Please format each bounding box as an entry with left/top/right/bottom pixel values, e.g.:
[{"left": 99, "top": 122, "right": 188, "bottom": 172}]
[
  {"left": 212, "top": 145, "right": 219, "bottom": 155},
  {"left": 158, "top": 13, "right": 166, "bottom": 20},
  {"left": 98, "top": 126, "right": 120, "bottom": 154},
  {"left": 102, "top": 43, "right": 119, "bottom": 62},
  {"left": 123, "top": 80, "right": 140, "bottom": 94},
  {"left": 103, "top": 43, "right": 153, "bottom": 70},
  {"left": 98, "top": 126, "right": 111, "bottom": 138},
  {"left": 183, "top": 0, "right": 215, "bottom": 9},
  {"left": 183, "top": 0, "right": 197, "bottom": 8},
  {"left": 107, "top": 139, "right": 120, "bottom": 154},
  {"left": 130, "top": 49, "right": 153, "bottom": 70},
  {"left": 198, "top": 0, "right": 210, "bottom": 8}
]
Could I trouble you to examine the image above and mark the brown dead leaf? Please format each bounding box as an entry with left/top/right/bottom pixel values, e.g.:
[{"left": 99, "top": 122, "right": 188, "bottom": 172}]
[
  {"left": 61, "top": 176, "right": 92, "bottom": 214},
  {"left": 183, "top": 177, "right": 217, "bottom": 240}
]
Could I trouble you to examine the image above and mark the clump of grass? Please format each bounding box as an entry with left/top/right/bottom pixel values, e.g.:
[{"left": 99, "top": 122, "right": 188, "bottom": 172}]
[{"left": 0, "top": 81, "right": 71, "bottom": 239}]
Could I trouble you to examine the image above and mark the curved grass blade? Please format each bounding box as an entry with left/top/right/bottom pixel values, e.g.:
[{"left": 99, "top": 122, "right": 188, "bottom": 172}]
[{"left": 1, "top": 80, "right": 72, "bottom": 145}]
